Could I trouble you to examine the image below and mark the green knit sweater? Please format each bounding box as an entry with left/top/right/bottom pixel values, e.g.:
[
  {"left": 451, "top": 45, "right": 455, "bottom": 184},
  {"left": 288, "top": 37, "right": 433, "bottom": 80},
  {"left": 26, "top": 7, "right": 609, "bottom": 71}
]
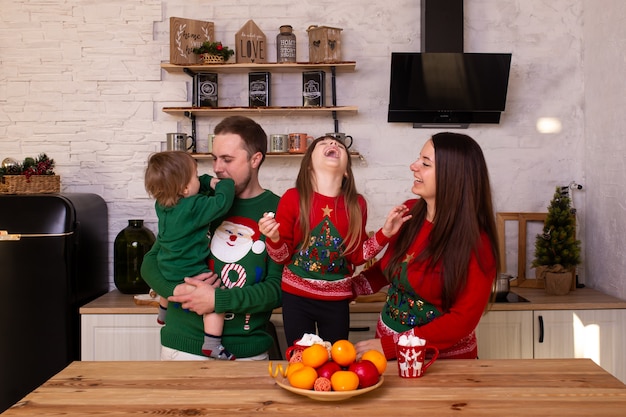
[
  {"left": 155, "top": 175, "right": 234, "bottom": 280},
  {"left": 142, "top": 190, "right": 282, "bottom": 358}
]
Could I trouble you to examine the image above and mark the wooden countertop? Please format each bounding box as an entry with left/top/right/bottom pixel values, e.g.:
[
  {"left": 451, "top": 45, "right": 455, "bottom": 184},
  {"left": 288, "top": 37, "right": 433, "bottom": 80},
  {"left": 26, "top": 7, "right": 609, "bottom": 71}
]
[
  {"left": 489, "top": 287, "right": 626, "bottom": 311},
  {"left": 3, "top": 359, "right": 625, "bottom": 416},
  {"left": 79, "top": 289, "right": 386, "bottom": 314},
  {"left": 80, "top": 286, "right": 626, "bottom": 315}
]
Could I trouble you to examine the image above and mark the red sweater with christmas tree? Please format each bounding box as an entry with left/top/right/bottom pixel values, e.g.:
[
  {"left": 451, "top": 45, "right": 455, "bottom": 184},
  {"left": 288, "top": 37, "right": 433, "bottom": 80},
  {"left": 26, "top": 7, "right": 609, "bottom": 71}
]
[
  {"left": 266, "top": 188, "right": 390, "bottom": 301},
  {"left": 352, "top": 199, "right": 496, "bottom": 359}
]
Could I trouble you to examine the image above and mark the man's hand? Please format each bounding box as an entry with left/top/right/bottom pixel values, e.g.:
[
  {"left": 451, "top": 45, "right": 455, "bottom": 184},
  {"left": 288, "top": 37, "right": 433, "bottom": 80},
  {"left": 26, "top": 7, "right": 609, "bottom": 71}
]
[{"left": 168, "top": 272, "right": 220, "bottom": 315}]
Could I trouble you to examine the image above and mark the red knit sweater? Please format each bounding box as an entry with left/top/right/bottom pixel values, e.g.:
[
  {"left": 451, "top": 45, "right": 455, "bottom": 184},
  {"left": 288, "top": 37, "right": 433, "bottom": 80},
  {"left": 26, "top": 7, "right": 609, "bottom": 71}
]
[
  {"left": 266, "top": 188, "right": 389, "bottom": 301},
  {"left": 352, "top": 199, "right": 496, "bottom": 359}
]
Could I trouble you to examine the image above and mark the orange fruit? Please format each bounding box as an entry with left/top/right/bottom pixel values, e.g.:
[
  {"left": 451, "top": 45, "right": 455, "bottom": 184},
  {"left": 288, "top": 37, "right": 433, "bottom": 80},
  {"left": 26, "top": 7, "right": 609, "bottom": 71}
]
[
  {"left": 288, "top": 365, "right": 318, "bottom": 390},
  {"left": 330, "top": 339, "right": 357, "bottom": 367},
  {"left": 361, "top": 349, "right": 387, "bottom": 375},
  {"left": 286, "top": 362, "right": 305, "bottom": 378},
  {"left": 301, "top": 344, "right": 329, "bottom": 368},
  {"left": 330, "top": 370, "right": 360, "bottom": 391}
]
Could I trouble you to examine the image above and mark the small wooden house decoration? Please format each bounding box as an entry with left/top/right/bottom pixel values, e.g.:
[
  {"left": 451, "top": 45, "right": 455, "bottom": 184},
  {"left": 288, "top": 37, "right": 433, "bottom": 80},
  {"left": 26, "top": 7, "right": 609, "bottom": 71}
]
[
  {"left": 306, "top": 25, "right": 343, "bottom": 63},
  {"left": 169, "top": 17, "right": 214, "bottom": 65},
  {"left": 235, "top": 20, "right": 267, "bottom": 64}
]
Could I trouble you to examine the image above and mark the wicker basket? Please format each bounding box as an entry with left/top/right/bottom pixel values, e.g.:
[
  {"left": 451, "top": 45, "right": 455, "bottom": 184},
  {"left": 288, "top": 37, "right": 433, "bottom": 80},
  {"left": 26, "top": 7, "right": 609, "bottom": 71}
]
[
  {"left": 0, "top": 175, "right": 61, "bottom": 194},
  {"left": 200, "top": 53, "right": 225, "bottom": 64}
]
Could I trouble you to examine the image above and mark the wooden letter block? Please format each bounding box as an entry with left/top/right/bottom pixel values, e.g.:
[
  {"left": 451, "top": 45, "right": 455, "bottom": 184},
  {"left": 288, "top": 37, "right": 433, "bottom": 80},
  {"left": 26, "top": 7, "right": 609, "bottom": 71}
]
[
  {"left": 170, "top": 17, "right": 214, "bottom": 65},
  {"left": 236, "top": 20, "right": 267, "bottom": 64}
]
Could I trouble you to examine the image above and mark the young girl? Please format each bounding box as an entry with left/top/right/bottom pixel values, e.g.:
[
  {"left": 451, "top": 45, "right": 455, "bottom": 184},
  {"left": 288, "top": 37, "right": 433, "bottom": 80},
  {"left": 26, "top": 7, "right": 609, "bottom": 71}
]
[
  {"left": 144, "top": 151, "right": 236, "bottom": 360},
  {"left": 258, "top": 135, "right": 410, "bottom": 345}
]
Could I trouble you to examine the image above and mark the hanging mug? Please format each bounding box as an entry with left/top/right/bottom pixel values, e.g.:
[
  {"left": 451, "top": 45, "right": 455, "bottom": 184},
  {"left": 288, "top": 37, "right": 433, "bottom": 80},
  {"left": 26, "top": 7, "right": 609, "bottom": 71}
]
[
  {"left": 269, "top": 134, "right": 289, "bottom": 153},
  {"left": 166, "top": 133, "right": 195, "bottom": 152},
  {"left": 207, "top": 134, "right": 215, "bottom": 154},
  {"left": 325, "top": 132, "right": 353, "bottom": 149},
  {"left": 288, "top": 133, "right": 312, "bottom": 154}
]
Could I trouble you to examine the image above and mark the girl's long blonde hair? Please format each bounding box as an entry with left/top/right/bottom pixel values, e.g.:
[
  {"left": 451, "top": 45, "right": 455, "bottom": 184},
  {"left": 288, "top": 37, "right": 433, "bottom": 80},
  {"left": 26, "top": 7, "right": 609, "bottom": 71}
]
[{"left": 295, "top": 136, "right": 363, "bottom": 255}]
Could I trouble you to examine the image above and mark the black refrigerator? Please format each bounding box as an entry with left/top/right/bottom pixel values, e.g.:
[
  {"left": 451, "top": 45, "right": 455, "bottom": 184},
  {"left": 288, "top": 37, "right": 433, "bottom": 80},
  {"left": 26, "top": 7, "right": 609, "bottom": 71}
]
[{"left": 0, "top": 193, "right": 109, "bottom": 412}]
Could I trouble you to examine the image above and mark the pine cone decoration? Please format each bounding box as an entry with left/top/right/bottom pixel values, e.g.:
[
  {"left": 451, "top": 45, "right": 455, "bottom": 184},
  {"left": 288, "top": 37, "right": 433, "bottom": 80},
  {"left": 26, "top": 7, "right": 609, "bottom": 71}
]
[{"left": 0, "top": 153, "right": 55, "bottom": 179}]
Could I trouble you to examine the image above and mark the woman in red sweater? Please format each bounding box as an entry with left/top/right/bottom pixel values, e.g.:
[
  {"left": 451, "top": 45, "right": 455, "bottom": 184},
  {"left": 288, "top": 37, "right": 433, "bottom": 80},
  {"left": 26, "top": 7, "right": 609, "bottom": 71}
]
[
  {"left": 259, "top": 136, "right": 410, "bottom": 345},
  {"left": 353, "top": 132, "right": 500, "bottom": 360}
]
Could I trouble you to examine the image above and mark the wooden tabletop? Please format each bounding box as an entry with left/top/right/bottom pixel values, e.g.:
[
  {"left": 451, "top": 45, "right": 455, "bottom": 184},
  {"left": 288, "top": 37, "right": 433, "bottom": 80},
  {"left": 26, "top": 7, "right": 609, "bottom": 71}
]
[{"left": 3, "top": 359, "right": 625, "bottom": 416}]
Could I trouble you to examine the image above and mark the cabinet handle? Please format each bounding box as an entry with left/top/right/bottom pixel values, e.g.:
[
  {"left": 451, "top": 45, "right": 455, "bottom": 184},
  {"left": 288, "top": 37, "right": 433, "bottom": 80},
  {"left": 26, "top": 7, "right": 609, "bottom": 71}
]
[
  {"left": 349, "top": 327, "right": 371, "bottom": 332},
  {"left": 538, "top": 315, "right": 544, "bottom": 343}
]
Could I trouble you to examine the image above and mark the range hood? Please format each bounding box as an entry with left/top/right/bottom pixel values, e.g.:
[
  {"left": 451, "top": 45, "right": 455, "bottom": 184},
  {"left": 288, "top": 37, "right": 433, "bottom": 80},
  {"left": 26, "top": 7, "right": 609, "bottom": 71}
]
[{"left": 387, "top": 0, "right": 512, "bottom": 128}]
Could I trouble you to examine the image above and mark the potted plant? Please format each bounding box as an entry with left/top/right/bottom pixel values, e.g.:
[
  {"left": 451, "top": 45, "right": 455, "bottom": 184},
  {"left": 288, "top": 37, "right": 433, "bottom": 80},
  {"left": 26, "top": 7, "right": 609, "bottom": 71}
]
[
  {"left": 192, "top": 41, "right": 235, "bottom": 64},
  {"left": 532, "top": 186, "right": 581, "bottom": 295}
]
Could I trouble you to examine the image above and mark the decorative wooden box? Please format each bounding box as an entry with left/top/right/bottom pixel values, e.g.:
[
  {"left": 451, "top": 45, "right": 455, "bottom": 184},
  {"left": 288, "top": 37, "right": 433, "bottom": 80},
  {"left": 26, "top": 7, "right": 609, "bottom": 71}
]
[
  {"left": 0, "top": 175, "right": 61, "bottom": 194},
  {"left": 306, "top": 25, "right": 343, "bottom": 63},
  {"left": 169, "top": 17, "right": 214, "bottom": 65}
]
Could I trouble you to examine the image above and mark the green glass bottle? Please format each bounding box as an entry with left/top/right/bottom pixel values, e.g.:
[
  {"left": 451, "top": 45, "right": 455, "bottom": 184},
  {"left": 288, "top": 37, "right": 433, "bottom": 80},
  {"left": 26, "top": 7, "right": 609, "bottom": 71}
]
[{"left": 114, "top": 219, "right": 155, "bottom": 294}]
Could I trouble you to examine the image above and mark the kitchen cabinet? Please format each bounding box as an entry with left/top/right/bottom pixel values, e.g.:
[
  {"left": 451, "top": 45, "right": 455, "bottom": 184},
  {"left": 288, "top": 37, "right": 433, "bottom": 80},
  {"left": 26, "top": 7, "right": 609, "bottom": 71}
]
[
  {"left": 81, "top": 288, "right": 626, "bottom": 384},
  {"left": 476, "top": 310, "right": 534, "bottom": 359},
  {"left": 160, "top": 62, "right": 358, "bottom": 157},
  {"left": 475, "top": 288, "right": 626, "bottom": 383},
  {"left": 80, "top": 291, "right": 162, "bottom": 361},
  {"left": 81, "top": 291, "right": 381, "bottom": 361},
  {"left": 533, "top": 309, "right": 626, "bottom": 383},
  {"left": 81, "top": 314, "right": 161, "bottom": 361}
]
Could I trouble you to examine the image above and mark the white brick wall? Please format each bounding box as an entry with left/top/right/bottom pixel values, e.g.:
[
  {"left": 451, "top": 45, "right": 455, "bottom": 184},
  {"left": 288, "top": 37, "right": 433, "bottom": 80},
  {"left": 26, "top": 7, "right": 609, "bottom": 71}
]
[{"left": 1, "top": 1, "right": 625, "bottom": 298}]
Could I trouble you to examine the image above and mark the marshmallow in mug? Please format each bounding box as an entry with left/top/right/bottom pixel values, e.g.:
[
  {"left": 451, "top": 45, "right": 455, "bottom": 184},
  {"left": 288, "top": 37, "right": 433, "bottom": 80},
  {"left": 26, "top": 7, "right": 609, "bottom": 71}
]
[
  {"left": 297, "top": 333, "right": 325, "bottom": 346},
  {"left": 398, "top": 334, "right": 426, "bottom": 347}
]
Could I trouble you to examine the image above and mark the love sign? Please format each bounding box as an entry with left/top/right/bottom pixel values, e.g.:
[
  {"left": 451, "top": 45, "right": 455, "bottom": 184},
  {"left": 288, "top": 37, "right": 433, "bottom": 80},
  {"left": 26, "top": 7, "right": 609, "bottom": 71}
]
[{"left": 235, "top": 20, "right": 267, "bottom": 64}]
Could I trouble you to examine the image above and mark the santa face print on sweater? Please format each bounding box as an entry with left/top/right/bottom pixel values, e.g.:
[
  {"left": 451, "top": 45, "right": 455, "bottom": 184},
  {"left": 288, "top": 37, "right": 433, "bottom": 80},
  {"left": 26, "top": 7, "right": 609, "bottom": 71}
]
[{"left": 209, "top": 216, "right": 267, "bottom": 331}]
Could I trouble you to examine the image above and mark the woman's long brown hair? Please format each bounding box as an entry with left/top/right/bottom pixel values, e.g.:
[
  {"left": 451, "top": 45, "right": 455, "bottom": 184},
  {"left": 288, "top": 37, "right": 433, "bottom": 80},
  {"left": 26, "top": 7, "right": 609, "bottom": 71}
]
[
  {"left": 294, "top": 136, "right": 363, "bottom": 255},
  {"left": 384, "top": 132, "right": 500, "bottom": 312}
]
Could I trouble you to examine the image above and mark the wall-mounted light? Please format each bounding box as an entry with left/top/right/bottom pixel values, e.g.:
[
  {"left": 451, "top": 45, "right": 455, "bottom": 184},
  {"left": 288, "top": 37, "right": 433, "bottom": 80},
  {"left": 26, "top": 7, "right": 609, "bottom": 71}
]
[{"left": 536, "top": 117, "right": 562, "bottom": 134}]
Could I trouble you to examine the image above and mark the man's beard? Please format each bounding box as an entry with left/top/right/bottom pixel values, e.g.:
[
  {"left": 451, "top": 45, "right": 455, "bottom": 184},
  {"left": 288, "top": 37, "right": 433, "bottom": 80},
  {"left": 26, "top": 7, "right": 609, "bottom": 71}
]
[{"left": 217, "top": 171, "right": 251, "bottom": 196}]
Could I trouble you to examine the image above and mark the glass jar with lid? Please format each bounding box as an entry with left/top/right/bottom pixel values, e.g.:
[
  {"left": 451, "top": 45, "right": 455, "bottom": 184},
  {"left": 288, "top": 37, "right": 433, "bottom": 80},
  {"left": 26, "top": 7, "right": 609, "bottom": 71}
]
[{"left": 276, "top": 25, "right": 296, "bottom": 63}]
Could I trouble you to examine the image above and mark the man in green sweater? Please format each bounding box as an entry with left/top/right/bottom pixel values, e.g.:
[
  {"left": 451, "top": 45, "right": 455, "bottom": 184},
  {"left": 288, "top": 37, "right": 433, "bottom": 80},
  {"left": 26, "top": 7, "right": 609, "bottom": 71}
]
[{"left": 142, "top": 116, "right": 282, "bottom": 360}]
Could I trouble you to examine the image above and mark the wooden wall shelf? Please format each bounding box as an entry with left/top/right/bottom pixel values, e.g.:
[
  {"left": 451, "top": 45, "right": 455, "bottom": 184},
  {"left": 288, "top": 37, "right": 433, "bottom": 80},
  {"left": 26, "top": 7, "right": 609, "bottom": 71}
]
[
  {"left": 163, "top": 106, "right": 358, "bottom": 117},
  {"left": 160, "top": 61, "right": 356, "bottom": 74},
  {"left": 192, "top": 151, "right": 364, "bottom": 161}
]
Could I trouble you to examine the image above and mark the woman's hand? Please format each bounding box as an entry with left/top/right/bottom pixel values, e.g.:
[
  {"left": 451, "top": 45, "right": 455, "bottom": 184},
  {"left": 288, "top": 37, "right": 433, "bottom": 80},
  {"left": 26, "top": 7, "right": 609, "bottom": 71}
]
[
  {"left": 258, "top": 212, "right": 280, "bottom": 242},
  {"left": 382, "top": 204, "right": 412, "bottom": 238},
  {"left": 354, "top": 338, "right": 384, "bottom": 359},
  {"left": 168, "top": 272, "right": 219, "bottom": 315}
]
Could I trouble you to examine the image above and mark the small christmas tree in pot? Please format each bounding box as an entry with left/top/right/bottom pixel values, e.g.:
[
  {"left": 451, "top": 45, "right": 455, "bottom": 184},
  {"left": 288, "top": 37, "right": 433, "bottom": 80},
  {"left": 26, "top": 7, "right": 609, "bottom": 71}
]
[{"left": 532, "top": 186, "right": 581, "bottom": 295}]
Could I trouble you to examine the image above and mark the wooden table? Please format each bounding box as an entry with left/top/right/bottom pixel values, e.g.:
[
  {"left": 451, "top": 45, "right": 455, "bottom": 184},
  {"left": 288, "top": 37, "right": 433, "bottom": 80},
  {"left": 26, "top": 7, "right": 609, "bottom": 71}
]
[{"left": 3, "top": 359, "right": 626, "bottom": 416}]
